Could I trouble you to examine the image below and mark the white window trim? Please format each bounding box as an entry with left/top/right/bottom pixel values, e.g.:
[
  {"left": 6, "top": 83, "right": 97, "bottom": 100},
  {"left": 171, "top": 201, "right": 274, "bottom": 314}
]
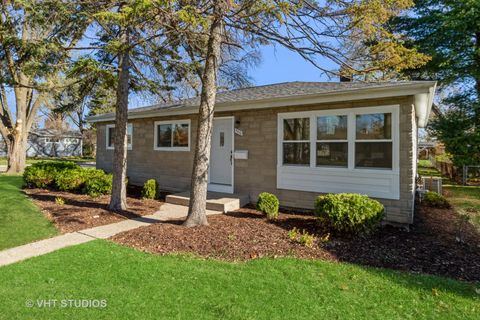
[
  {"left": 153, "top": 119, "right": 191, "bottom": 152},
  {"left": 106, "top": 123, "right": 133, "bottom": 150},
  {"left": 277, "top": 105, "right": 400, "bottom": 200},
  {"left": 278, "top": 105, "right": 400, "bottom": 173}
]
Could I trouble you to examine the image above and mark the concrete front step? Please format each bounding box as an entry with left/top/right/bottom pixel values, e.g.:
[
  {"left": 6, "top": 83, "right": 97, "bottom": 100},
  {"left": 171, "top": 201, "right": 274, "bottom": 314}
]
[{"left": 166, "top": 191, "right": 249, "bottom": 213}]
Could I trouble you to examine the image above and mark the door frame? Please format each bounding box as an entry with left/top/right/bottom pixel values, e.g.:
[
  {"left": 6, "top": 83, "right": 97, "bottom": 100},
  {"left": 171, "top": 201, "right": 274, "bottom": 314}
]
[{"left": 208, "top": 116, "right": 235, "bottom": 194}]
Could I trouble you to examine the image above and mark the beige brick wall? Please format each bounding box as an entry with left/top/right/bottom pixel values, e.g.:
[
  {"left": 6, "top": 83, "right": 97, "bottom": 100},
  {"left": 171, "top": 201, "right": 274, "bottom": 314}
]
[
  {"left": 96, "top": 96, "right": 417, "bottom": 224},
  {"left": 96, "top": 114, "right": 198, "bottom": 190}
]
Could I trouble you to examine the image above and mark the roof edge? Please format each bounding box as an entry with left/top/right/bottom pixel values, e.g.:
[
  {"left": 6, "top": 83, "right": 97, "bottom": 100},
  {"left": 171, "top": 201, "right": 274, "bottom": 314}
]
[{"left": 87, "top": 81, "right": 437, "bottom": 123}]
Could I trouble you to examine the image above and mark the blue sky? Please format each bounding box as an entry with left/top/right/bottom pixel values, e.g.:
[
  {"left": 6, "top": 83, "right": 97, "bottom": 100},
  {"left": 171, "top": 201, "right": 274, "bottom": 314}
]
[
  {"left": 130, "top": 45, "right": 339, "bottom": 108},
  {"left": 6, "top": 41, "right": 340, "bottom": 122},
  {"left": 251, "top": 45, "right": 337, "bottom": 85}
]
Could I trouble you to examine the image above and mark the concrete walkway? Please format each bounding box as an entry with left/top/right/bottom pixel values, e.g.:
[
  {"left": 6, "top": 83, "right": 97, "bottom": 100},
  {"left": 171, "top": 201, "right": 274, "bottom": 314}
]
[{"left": 0, "top": 203, "right": 222, "bottom": 267}]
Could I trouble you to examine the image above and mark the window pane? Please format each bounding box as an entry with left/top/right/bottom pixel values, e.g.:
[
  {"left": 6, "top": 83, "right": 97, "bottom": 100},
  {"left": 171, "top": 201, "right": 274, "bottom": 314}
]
[
  {"left": 127, "top": 125, "right": 133, "bottom": 146},
  {"left": 283, "top": 142, "right": 310, "bottom": 165},
  {"left": 316, "top": 142, "right": 348, "bottom": 167},
  {"left": 108, "top": 127, "right": 115, "bottom": 147},
  {"left": 283, "top": 118, "right": 309, "bottom": 141},
  {"left": 317, "top": 115, "right": 347, "bottom": 140},
  {"left": 355, "top": 142, "right": 392, "bottom": 169},
  {"left": 356, "top": 113, "right": 391, "bottom": 140},
  {"left": 157, "top": 124, "right": 172, "bottom": 147},
  {"left": 173, "top": 123, "right": 189, "bottom": 147}
]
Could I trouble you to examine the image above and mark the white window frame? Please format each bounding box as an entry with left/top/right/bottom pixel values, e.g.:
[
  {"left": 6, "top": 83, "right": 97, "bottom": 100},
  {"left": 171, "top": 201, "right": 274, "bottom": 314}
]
[
  {"left": 153, "top": 119, "right": 191, "bottom": 152},
  {"left": 277, "top": 105, "right": 400, "bottom": 200},
  {"left": 278, "top": 105, "right": 399, "bottom": 172},
  {"left": 106, "top": 123, "right": 133, "bottom": 150}
]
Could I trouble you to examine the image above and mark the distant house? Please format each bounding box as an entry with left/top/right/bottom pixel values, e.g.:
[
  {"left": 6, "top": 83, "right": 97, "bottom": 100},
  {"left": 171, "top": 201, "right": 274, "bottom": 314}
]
[
  {"left": 89, "top": 81, "right": 437, "bottom": 225},
  {"left": 0, "top": 129, "right": 82, "bottom": 158}
]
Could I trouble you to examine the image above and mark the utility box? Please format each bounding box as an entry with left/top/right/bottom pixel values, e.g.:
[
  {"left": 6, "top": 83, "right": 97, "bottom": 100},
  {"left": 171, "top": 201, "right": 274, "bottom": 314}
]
[
  {"left": 234, "top": 150, "right": 248, "bottom": 160},
  {"left": 421, "top": 176, "right": 443, "bottom": 194}
]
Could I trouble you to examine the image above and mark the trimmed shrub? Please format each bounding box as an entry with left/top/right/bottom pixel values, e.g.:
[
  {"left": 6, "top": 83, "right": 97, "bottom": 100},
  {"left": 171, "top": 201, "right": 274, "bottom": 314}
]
[
  {"left": 82, "top": 169, "right": 113, "bottom": 197},
  {"left": 314, "top": 193, "right": 384, "bottom": 235},
  {"left": 142, "top": 179, "right": 157, "bottom": 199},
  {"left": 54, "top": 168, "right": 85, "bottom": 191},
  {"left": 23, "top": 161, "right": 79, "bottom": 188},
  {"left": 256, "top": 192, "right": 279, "bottom": 220},
  {"left": 423, "top": 191, "right": 450, "bottom": 208}
]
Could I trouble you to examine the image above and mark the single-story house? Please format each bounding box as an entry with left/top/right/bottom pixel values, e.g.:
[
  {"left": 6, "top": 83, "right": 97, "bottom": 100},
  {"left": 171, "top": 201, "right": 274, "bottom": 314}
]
[
  {"left": 88, "top": 81, "right": 437, "bottom": 224},
  {"left": 0, "top": 129, "right": 83, "bottom": 158}
]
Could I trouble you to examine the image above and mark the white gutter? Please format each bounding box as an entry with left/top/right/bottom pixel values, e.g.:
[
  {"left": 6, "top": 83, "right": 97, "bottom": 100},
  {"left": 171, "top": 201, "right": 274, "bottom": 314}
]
[
  {"left": 413, "top": 83, "right": 436, "bottom": 128},
  {"left": 87, "top": 81, "right": 437, "bottom": 125}
]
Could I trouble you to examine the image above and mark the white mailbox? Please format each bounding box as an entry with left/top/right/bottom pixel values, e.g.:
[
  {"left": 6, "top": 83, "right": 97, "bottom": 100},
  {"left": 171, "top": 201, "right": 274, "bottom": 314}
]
[{"left": 234, "top": 150, "right": 248, "bottom": 160}]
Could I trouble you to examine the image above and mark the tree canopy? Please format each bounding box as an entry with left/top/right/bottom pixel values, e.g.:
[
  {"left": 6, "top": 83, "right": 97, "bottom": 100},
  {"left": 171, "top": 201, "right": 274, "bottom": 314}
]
[{"left": 390, "top": 0, "right": 480, "bottom": 166}]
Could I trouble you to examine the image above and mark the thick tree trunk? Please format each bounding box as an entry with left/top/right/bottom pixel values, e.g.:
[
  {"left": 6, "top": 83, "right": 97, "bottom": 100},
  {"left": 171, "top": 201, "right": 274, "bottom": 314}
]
[
  {"left": 184, "top": 15, "right": 223, "bottom": 227},
  {"left": 108, "top": 28, "right": 130, "bottom": 211},
  {"left": 6, "top": 121, "right": 27, "bottom": 174},
  {"left": 6, "top": 138, "right": 27, "bottom": 173}
]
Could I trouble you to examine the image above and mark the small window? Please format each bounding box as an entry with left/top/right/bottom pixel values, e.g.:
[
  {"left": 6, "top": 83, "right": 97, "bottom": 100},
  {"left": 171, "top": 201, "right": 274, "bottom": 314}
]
[
  {"left": 219, "top": 132, "right": 225, "bottom": 147},
  {"left": 316, "top": 115, "right": 348, "bottom": 167},
  {"left": 64, "top": 138, "right": 79, "bottom": 144},
  {"left": 106, "top": 124, "right": 133, "bottom": 150},
  {"left": 154, "top": 120, "right": 190, "bottom": 151},
  {"left": 355, "top": 113, "right": 392, "bottom": 169},
  {"left": 44, "top": 137, "right": 60, "bottom": 144},
  {"left": 282, "top": 118, "right": 310, "bottom": 165}
]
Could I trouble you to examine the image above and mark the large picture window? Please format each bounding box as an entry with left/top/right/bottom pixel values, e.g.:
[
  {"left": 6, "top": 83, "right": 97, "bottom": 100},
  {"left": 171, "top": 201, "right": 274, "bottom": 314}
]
[
  {"left": 106, "top": 123, "right": 133, "bottom": 150},
  {"left": 279, "top": 106, "right": 397, "bottom": 171},
  {"left": 154, "top": 120, "right": 190, "bottom": 151}
]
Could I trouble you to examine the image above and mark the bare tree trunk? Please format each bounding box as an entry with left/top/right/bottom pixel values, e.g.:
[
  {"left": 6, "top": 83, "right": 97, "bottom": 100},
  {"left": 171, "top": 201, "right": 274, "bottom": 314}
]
[
  {"left": 184, "top": 14, "right": 223, "bottom": 227},
  {"left": 6, "top": 121, "right": 27, "bottom": 173},
  {"left": 108, "top": 28, "right": 130, "bottom": 211}
]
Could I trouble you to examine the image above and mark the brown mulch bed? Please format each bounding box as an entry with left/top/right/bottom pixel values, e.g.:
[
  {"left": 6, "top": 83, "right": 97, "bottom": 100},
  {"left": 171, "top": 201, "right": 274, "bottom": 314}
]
[
  {"left": 113, "top": 210, "right": 335, "bottom": 261},
  {"left": 24, "top": 188, "right": 164, "bottom": 233},
  {"left": 111, "top": 205, "right": 480, "bottom": 281}
]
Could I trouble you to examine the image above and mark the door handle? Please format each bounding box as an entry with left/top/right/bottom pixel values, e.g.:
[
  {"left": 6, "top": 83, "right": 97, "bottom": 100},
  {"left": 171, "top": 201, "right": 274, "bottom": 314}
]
[{"left": 230, "top": 151, "right": 233, "bottom": 165}]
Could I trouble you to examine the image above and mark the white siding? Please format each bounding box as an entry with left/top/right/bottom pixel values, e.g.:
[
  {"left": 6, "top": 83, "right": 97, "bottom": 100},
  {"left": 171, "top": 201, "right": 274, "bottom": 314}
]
[{"left": 277, "top": 105, "right": 401, "bottom": 200}]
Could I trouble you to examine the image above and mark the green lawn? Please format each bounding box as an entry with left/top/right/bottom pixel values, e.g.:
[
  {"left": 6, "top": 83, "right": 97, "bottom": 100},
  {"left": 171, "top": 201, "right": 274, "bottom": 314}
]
[
  {"left": 0, "top": 240, "right": 478, "bottom": 320},
  {"left": 416, "top": 161, "right": 480, "bottom": 229},
  {"left": 0, "top": 175, "right": 57, "bottom": 250},
  {"left": 444, "top": 185, "right": 480, "bottom": 229}
]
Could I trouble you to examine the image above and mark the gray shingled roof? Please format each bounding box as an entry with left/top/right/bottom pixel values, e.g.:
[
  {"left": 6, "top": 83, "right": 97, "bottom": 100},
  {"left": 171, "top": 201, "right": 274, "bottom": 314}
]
[
  {"left": 87, "top": 80, "right": 437, "bottom": 123},
  {"left": 31, "top": 129, "right": 82, "bottom": 138},
  {"left": 128, "top": 81, "right": 431, "bottom": 114}
]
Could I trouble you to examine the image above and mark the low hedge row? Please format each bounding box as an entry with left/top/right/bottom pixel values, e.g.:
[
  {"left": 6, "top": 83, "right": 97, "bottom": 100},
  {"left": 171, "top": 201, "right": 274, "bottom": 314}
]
[{"left": 23, "top": 161, "right": 112, "bottom": 197}]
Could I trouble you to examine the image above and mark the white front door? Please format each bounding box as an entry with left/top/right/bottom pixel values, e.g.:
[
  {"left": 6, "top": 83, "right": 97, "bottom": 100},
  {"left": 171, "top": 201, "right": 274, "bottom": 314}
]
[{"left": 208, "top": 118, "right": 234, "bottom": 193}]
